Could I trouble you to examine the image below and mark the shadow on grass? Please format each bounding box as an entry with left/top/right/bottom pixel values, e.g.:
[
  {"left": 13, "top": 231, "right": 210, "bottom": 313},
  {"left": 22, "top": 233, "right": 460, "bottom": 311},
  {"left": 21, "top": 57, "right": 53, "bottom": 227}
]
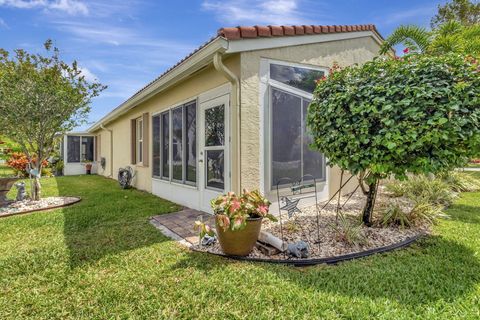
[
  {"left": 170, "top": 236, "right": 480, "bottom": 307},
  {"left": 445, "top": 203, "right": 480, "bottom": 225},
  {"left": 56, "top": 175, "right": 179, "bottom": 268}
]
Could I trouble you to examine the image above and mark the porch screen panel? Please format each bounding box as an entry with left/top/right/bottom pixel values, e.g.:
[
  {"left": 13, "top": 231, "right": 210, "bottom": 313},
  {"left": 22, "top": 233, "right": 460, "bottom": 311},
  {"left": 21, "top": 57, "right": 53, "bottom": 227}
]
[
  {"left": 67, "top": 136, "right": 81, "bottom": 163},
  {"left": 172, "top": 107, "right": 183, "bottom": 181},
  {"left": 185, "top": 102, "right": 197, "bottom": 183},
  {"left": 161, "top": 112, "right": 170, "bottom": 179},
  {"left": 81, "top": 136, "right": 94, "bottom": 162},
  {"left": 152, "top": 115, "right": 161, "bottom": 177},
  {"left": 271, "top": 88, "right": 302, "bottom": 186},
  {"left": 302, "top": 99, "right": 325, "bottom": 180}
]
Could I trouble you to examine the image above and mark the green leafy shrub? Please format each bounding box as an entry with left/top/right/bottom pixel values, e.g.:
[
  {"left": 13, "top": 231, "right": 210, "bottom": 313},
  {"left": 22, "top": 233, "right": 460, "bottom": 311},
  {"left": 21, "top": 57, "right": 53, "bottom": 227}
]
[
  {"left": 330, "top": 214, "right": 366, "bottom": 246},
  {"left": 385, "top": 175, "right": 456, "bottom": 206},
  {"left": 308, "top": 53, "right": 480, "bottom": 225}
]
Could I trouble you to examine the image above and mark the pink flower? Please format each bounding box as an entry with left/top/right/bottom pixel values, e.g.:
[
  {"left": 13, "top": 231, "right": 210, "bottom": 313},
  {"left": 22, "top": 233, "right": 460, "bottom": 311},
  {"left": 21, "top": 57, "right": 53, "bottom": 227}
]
[
  {"left": 229, "top": 199, "right": 241, "bottom": 213},
  {"left": 403, "top": 47, "right": 409, "bottom": 54},
  {"left": 257, "top": 204, "right": 269, "bottom": 215}
]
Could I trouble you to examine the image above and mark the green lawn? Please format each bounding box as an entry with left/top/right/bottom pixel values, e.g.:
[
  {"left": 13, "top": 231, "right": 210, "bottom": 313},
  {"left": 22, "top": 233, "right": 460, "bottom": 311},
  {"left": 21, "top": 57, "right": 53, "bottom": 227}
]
[
  {"left": 1, "top": 174, "right": 479, "bottom": 319},
  {"left": 0, "top": 163, "right": 15, "bottom": 177}
]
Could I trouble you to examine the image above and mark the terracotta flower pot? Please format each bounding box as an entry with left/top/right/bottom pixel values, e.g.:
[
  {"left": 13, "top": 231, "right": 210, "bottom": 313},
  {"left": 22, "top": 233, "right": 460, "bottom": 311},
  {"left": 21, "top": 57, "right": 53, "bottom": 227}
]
[
  {"left": 85, "top": 163, "right": 92, "bottom": 175},
  {"left": 215, "top": 217, "right": 262, "bottom": 256}
]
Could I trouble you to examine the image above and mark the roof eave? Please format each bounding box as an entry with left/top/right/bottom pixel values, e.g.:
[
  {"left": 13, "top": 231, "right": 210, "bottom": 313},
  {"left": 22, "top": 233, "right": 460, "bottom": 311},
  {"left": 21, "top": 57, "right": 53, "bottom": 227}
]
[{"left": 88, "top": 37, "right": 229, "bottom": 132}]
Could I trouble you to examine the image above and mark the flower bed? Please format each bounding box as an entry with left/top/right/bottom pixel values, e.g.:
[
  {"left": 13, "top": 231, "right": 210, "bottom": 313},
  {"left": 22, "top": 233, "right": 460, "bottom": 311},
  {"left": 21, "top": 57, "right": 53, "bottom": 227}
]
[{"left": 193, "top": 189, "right": 427, "bottom": 261}]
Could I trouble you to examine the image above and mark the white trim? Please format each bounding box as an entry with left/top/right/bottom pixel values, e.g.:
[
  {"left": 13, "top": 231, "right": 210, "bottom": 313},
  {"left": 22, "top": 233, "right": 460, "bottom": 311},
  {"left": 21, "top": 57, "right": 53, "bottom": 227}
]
[
  {"left": 259, "top": 58, "right": 329, "bottom": 198},
  {"left": 227, "top": 31, "right": 382, "bottom": 53}
]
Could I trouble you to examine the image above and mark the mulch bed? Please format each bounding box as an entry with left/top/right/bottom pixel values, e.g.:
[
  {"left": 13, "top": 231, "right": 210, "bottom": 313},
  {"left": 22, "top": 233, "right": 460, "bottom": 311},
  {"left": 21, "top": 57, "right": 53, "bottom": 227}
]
[
  {"left": 192, "top": 189, "right": 428, "bottom": 262},
  {"left": 0, "top": 196, "right": 81, "bottom": 218}
]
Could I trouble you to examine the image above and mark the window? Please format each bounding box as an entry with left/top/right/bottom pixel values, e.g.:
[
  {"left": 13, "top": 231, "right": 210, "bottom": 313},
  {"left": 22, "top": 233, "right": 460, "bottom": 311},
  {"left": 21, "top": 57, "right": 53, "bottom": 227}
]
[
  {"left": 152, "top": 115, "right": 161, "bottom": 177},
  {"left": 153, "top": 101, "right": 197, "bottom": 185},
  {"left": 136, "top": 118, "right": 143, "bottom": 164},
  {"left": 270, "top": 63, "right": 325, "bottom": 93},
  {"left": 269, "top": 62, "right": 326, "bottom": 188},
  {"left": 67, "top": 136, "right": 80, "bottom": 162},
  {"left": 67, "top": 135, "right": 94, "bottom": 163},
  {"left": 81, "top": 136, "right": 94, "bottom": 162}
]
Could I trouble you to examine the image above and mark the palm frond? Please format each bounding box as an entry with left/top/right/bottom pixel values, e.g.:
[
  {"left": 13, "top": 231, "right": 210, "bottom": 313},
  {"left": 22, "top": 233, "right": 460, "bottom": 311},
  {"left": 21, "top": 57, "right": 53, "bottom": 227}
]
[{"left": 380, "top": 25, "right": 432, "bottom": 55}]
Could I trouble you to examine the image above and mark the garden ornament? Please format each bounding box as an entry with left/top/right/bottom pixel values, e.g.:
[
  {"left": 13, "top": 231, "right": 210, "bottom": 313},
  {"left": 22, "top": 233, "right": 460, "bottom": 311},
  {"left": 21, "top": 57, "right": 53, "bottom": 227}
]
[
  {"left": 201, "top": 234, "right": 216, "bottom": 246},
  {"left": 118, "top": 166, "right": 135, "bottom": 189},
  {"left": 15, "top": 182, "right": 27, "bottom": 201},
  {"left": 287, "top": 241, "right": 309, "bottom": 258},
  {"left": 280, "top": 196, "right": 301, "bottom": 218}
]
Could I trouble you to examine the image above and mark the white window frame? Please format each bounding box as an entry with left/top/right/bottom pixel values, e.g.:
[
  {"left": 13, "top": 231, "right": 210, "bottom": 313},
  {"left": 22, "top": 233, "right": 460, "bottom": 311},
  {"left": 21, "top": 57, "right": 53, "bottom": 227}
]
[
  {"left": 136, "top": 117, "right": 143, "bottom": 164},
  {"left": 65, "top": 135, "right": 96, "bottom": 164},
  {"left": 153, "top": 99, "right": 198, "bottom": 187},
  {"left": 260, "top": 58, "right": 329, "bottom": 194}
]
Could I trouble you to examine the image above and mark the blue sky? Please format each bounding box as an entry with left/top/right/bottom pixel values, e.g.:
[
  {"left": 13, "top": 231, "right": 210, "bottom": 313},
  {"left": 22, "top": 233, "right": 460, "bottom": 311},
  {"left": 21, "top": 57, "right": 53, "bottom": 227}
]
[{"left": 0, "top": 0, "right": 446, "bottom": 128}]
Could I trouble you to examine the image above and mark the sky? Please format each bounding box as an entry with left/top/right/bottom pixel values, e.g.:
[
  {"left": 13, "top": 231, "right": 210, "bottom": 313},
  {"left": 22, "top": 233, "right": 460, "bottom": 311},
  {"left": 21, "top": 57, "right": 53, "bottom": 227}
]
[{"left": 0, "top": 0, "right": 447, "bottom": 129}]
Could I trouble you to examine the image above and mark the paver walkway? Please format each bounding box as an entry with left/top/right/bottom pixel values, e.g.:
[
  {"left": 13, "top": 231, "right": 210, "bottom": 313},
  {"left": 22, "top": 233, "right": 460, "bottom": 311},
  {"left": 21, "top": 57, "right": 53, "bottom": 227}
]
[{"left": 151, "top": 208, "right": 214, "bottom": 244}]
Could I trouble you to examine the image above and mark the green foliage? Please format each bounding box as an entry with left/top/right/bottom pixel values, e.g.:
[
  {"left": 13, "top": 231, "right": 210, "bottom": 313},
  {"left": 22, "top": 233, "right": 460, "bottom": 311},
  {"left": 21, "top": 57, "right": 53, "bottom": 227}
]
[
  {"left": 439, "top": 170, "right": 480, "bottom": 192},
  {"left": 307, "top": 53, "right": 480, "bottom": 182},
  {"left": 380, "top": 20, "right": 480, "bottom": 56},
  {"left": 0, "top": 40, "right": 106, "bottom": 199},
  {"left": 379, "top": 202, "right": 443, "bottom": 228},
  {"left": 1, "top": 175, "right": 480, "bottom": 318},
  {"left": 385, "top": 175, "right": 457, "bottom": 206},
  {"left": 209, "top": 189, "right": 276, "bottom": 232},
  {"left": 431, "top": 0, "right": 480, "bottom": 28},
  {"left": 329, "top": 213, "right": 366, "bottom": 246},
  {"left": 380, "top": 25, "right": 431, "bottom": 54}
]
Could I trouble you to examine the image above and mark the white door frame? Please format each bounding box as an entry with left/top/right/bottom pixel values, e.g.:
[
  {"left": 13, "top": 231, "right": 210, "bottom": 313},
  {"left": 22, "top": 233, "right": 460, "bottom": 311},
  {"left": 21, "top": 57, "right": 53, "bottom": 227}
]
[{"left": 198, "top": 93, "right": 230, "bottom": 213}]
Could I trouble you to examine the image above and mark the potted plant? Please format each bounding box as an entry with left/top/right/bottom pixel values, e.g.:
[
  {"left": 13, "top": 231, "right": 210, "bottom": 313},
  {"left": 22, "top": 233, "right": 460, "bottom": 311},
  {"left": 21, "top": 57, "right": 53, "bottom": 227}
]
[
  {"left": 83, "top": 161, "right": 92, "bottom": 175},
  {"left": 203, "top": 189, "right": 276, "bottom": 256}
]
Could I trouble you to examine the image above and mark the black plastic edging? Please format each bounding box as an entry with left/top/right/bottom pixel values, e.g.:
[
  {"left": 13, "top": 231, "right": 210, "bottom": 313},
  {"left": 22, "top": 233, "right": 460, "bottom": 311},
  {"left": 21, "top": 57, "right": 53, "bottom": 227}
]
[{"left": 191, "top": 233, "right": 424, "bottom": 267}]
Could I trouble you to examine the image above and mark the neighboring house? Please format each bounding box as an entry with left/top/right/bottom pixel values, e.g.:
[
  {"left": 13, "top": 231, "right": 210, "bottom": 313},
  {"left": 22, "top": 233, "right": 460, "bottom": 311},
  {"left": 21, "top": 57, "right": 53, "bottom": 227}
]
[{"left": 63, "top": 24, "right": 384, "bottom": 212}]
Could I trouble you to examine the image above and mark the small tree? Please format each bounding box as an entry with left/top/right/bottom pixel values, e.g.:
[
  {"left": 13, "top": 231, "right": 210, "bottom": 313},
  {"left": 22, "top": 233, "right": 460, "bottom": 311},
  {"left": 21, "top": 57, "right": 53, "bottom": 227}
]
[
  {"left": 0, "top": 40, "right": 106, "bottom": 200},
  {"left": 431, "top": 0, "right": 480, "bottom": 28},
  {"left": 307, "top": 53, "right": 480, "bottom": 226}
]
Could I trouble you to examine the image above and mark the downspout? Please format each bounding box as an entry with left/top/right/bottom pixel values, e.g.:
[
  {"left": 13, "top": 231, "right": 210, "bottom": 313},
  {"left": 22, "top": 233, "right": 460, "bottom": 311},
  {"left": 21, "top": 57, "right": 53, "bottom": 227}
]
[
  {"left": 213, "top": 52, "right": 241, "bottom": 193},
  {"left": 100, "top": 124, "right": 114, "bottom": 178}
]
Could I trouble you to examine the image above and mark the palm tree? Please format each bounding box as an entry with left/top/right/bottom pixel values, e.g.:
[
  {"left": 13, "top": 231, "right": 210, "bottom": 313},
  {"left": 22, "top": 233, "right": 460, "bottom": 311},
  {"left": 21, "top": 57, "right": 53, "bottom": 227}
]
[{"left": 380, "top": 21, "right": 480, "bottom": 56}]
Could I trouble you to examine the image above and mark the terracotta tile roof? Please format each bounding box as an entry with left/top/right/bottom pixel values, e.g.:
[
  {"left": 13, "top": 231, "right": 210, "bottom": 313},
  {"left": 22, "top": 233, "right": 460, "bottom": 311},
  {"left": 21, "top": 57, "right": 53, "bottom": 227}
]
[
  {"left": 218, "top": 24, "right": 382, "bottom": 40},
  {"left": 90, "top": 24, "right": 382, "bottom": 130}
]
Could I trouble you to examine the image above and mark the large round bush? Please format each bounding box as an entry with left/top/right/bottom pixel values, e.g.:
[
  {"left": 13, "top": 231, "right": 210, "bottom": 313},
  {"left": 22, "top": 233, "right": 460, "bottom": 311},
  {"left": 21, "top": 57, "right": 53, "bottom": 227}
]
[{"left": 307, "top": 53, "right": 480, "bottom": 224}]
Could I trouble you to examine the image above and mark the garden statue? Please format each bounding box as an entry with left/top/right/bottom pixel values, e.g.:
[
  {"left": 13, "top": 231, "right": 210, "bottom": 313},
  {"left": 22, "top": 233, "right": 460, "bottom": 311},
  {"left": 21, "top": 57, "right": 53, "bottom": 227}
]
[
  {"left": 201, "top": 234, "right": 216, "bottom": 246},
  {"left": 287, "top": 241, "right": 309, "bottom": 258},
  {"left": 15, "top": 182, "right": 27, "bottom": 201}
]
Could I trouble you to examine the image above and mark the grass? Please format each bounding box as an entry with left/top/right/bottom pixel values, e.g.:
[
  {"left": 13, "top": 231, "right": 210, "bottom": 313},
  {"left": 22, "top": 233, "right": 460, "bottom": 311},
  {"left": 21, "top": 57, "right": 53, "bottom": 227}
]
[
  {"left": 1, "top": 174, "right": 480, "bottom": 319},
  {"left": 0, "top": 163, "right": 15, "bottom": 177}
]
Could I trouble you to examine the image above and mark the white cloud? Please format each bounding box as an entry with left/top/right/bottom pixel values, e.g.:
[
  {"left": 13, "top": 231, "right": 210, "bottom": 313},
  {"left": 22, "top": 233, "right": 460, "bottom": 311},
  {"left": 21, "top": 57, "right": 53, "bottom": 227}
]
[
  {"left": 0, "top": 17, "right": 8, "bottom": 28},
  {"left": 0, "top": 0, "right": 88, "bottom": 15},
  {"left": 202, "top": 0, "right": 314, "bottom": 25},
  {"left": 78, "top": 66, "right": 98, "bottom": 82}
]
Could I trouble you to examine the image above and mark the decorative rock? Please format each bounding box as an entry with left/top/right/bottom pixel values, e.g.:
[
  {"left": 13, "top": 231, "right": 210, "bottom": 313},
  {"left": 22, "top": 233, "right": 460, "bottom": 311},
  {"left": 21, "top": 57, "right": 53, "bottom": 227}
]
[{"left": 287, "top": 241, "right": 310, "bottom": 258}]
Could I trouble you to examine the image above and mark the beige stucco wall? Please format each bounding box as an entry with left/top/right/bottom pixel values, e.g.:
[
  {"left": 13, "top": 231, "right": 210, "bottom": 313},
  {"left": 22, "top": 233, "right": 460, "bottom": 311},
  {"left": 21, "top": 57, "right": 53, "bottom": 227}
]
[
  {"left": 93, "top": 55, "right": 240, "bottom": 192},
  {"left": 240, "top": 36, "right": 381, "bottom": 198}
]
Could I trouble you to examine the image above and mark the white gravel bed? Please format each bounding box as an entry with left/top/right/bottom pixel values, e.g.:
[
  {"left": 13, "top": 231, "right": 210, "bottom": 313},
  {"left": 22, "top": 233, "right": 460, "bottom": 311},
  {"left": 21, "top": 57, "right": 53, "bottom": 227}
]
[
  {"left": 193, "top": 189, "right": 428, "bottom": 260},
  {"left": 0, "top": 196, "right": 80, "bottom": 217}
]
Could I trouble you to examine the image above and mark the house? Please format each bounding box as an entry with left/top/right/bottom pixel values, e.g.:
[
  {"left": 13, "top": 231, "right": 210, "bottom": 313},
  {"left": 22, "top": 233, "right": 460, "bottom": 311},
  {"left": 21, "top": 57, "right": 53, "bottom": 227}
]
[{"left": 62, "top": 24, "right": 384, "bottom": 212}]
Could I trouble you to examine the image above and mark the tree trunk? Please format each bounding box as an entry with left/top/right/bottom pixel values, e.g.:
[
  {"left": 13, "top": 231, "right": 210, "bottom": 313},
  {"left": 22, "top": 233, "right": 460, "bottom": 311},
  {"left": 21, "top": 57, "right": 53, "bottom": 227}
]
[
  {"left": 362, "top": 180, "right": 378, "bottom": 226},
  {"left": 32, "top": 175, "right": 41, "bottom": 201}
]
